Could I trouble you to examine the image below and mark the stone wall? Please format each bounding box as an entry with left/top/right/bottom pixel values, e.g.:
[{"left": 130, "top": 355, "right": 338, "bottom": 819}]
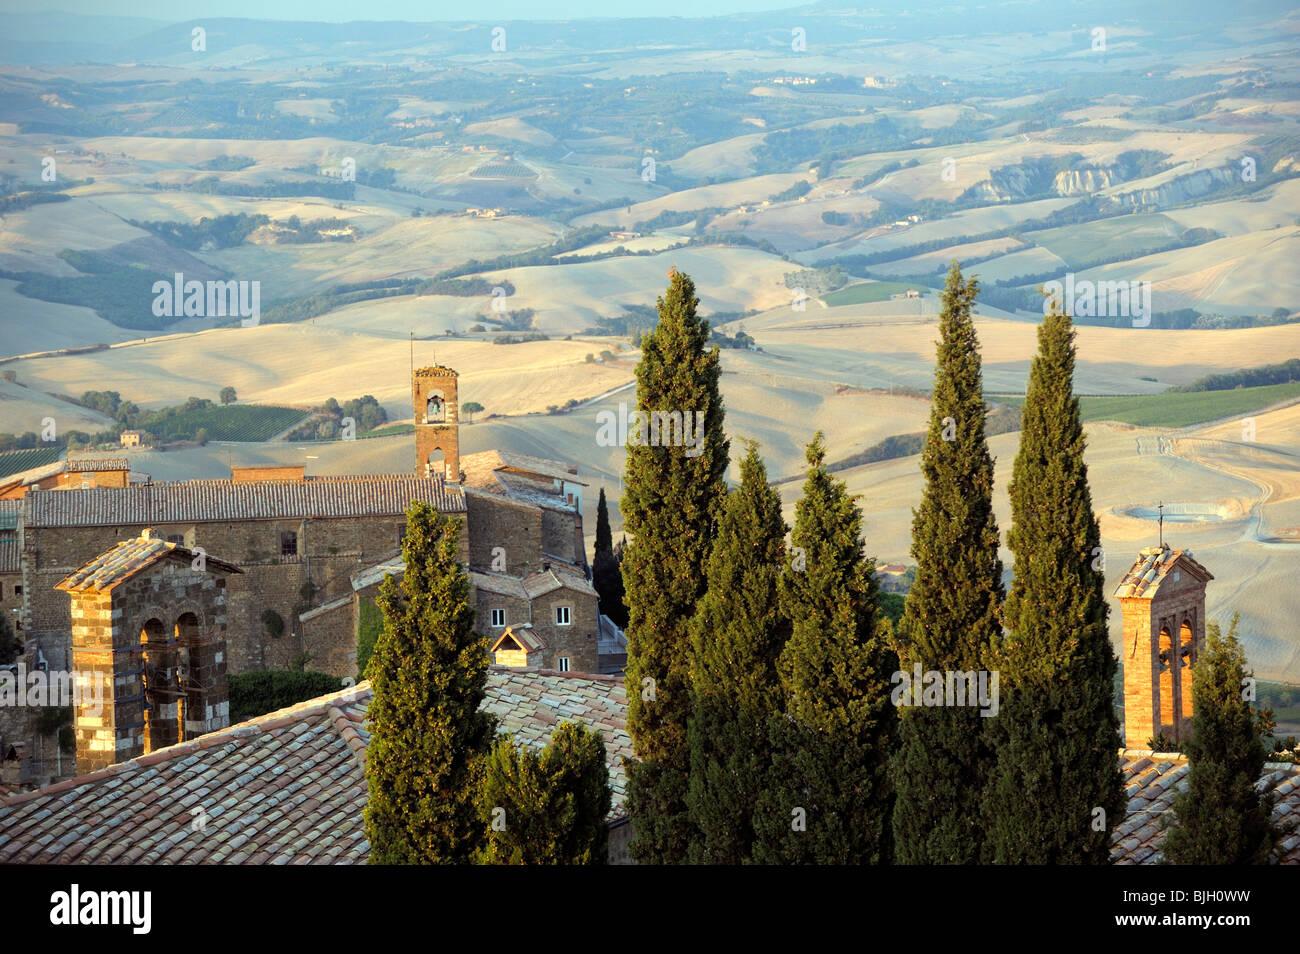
[
  {"left": 532, "top": 584, "right": 600, "bottom": 674},
  {"left": 541, "top": 508, "right": 583, "bottom": 566},
  {"left": 23, "top": 513, "right": 469, "bottom": 677},
  {"left": 465, "top": 493, "right": 542, "bottom": 576},
  {"left": 474, "top": 588, "right": 532, "bottom": 640},
  {"left": 299, "top": 598, "right": 359, "bottom": 680}
]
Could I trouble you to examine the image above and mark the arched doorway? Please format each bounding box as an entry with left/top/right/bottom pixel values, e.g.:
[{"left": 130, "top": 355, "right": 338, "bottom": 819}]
[{"left": 427, "top": 448, "right": 447, "bottom": 479}]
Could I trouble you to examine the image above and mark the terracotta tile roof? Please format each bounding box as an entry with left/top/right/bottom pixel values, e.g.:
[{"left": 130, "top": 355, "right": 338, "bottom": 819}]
[
  {"left": 524, "top": 562, "right": 597, "bottom": 600},
  {"left": 494, "top": 451, "right": 585, "bottom": 486},
  {"left": 0, "top": 666, "right": 630, "bottom": 864},
  {"left": 64, "top": 458, "right": 130, "bottom": 472},
  {"left": 0, "top": 539, "right": 17, "bottom": 574},
  {"left": 55, "top": 532, "right": 242, "bottom": 592},
  {"left": 23, "top": 475, "right": 464, "bottom": 528},
  {"left": 460, "top": 451, "right": 583, "bottom": 511},
  {"left": 1114, "top": 544, "right": 1214, "bottom": 600},
  {"left": 470, "top": 570, "right": 529, "bottom": 600},
  {"left": 1111, "top": 750, "right": 1300, "bottom": 864}
]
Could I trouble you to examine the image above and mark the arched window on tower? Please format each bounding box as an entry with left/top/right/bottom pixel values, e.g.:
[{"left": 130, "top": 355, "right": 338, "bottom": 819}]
[
  {"left": 176, "top": 613, "right": 201, "bottom": 742},
  {"left": 1178, "top": 619, "right": 1194, "bottom": 669},
  {"left": 426, "top": 391, "right": 445, "bottom": 424},
  {"left": 140, "top": 618, "right": 166, "bottom": 754},
  {"left": 1158, "top": 626, "right": 1176, "bottom": 739}
]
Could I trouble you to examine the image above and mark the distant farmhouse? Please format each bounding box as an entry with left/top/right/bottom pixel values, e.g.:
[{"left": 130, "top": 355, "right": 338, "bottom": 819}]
[{"left": 0, "top": 366, "right": 624, "bottom": 786}]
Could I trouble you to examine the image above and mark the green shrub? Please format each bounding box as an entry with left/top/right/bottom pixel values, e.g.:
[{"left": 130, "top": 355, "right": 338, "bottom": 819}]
[{"left": 228, "top": 670, "right": 345, "bottom": 724}]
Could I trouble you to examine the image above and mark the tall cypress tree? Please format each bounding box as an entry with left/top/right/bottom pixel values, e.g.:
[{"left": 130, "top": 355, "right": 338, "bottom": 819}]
[
  {"left": 891, "top": 262, "right": 1005, "bottom": 864},
  {"left": 686, "top": 443, "right": 789, "bottom": 864},
  {"left": 622, "top": 268, "right": 730, "bottom": 864},
  {"left": 984, "top": 304, "right": 1123, "bottom": 863},
  {"left": 364, "top": 503, "right": 496, "bottom": 864},
  {"left": 591, "top": 487, "right": 627, "bottom": 628},
  {"left": 477, "top": 721, "right": 612, "bottom": 865},
  {"left": 1162, "top": 614, "right": 1277, "bottom": 864},
  {"left": 753, "top": 433, "right": 899, "bottom": 864}
]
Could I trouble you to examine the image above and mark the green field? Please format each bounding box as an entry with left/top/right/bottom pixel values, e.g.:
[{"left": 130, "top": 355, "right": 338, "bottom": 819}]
[
  {"left": 1028, "top": 213, "right": 1184, "bottom": 270},
  {"left": 822, "top": 281, "right": 928, "bottom": 307},
  {"left": 146, "top": 405, "right": 309, "bottom": 442},
  {"left": 1079, "top": 382, "right": 1300, "bottom": 427},
  {"left": 991, "top": 382, "right": 1300, "bottom": 428},
  {"left": 0, "top": 445, "right": 62, "bottom": 480},
  {"left": 360, "top": 423, "right": 415, "bottom": 440}
]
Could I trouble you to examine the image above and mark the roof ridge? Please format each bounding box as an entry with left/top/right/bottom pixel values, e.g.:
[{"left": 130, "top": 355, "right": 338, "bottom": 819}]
[
  {"left": 327, "top": 704, "right": 368, "bottom": 768},
  {"left": 491, "top": 664, "right": 622, "bottom": 685}
]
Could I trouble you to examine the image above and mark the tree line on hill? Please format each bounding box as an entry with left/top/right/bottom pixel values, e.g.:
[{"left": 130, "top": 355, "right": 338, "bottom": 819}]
[{"left": 1171, "top": 357, "right": 1300, "bottom": 393}]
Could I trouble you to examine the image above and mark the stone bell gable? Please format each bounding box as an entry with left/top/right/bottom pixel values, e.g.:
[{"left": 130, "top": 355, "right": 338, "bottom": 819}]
[
  {"left": 1113, "top": 543, "right": 1214, "bottom": 750},
  {"left": 55, "top": 530, "right": 243, "bottom": 773}
]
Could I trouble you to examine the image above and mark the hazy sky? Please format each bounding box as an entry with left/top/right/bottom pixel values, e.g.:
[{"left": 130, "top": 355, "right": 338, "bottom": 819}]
[{"left": 2, "top": 0, "right": 804, "bottom": 20}]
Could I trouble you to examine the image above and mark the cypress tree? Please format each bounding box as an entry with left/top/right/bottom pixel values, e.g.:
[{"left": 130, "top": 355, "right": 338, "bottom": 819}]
[
  {"left": 1162, "top": 614, "right": 1277, "bottom": 864},
  {"left": 477, "top": 721, "right": 613, "bottom": 865},
  {"left": 686, "top": 443, "right": 789, "bottom": 864},
  {"left": 891, "top": 262, "right": 1005, "bottom": 864},
  {"left": 753, "top": 433, "right": 899, "bottom": 864},
  {"left": 591, "top": 487, "right": 627, "bottom": 628},
  {"left": 622, "top": 268, "right": 730, "bottom": 863},
  {"left": 984, "top": 304, "right": 1124, "bottom": 864},
  {"left": 364, "top": 503, "right": 496, "bottom": 864}
]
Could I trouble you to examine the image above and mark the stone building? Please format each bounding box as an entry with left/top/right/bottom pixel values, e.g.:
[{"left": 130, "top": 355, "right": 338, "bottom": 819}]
[
  {"left": 1, "top": 363, "right": 601, "bottom": 780},
  {"left": 1114, "top": 542, "right": 1215, "bottom": 749},
  {"left": 19, "top": 474, "right": 466, "bottom": 676},
  {"left": 54, "top": 529, "right": 241, "bottom": 773}
]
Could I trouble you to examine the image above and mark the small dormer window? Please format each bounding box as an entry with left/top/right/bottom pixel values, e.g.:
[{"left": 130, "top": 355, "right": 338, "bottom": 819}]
[
  {"left": 555, "top": 606, "right": 571, "bottom": 626},
  {"left": 558, "top": 656, "right": 571, "bottom": 672}
]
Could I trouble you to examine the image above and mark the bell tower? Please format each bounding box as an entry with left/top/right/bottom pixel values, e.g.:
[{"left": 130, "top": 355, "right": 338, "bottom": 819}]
[
  {"left": 414, "top": 365, "right": 460, "bottom": 481},
  {"left": 1113, "top": 543, "right": 1214, "bottom": 749}
]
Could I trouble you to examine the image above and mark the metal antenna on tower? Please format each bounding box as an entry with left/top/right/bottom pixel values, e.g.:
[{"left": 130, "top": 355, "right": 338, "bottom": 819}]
[{"left": 1158, "top": 501, "right": 1164, "bottom": 548}]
